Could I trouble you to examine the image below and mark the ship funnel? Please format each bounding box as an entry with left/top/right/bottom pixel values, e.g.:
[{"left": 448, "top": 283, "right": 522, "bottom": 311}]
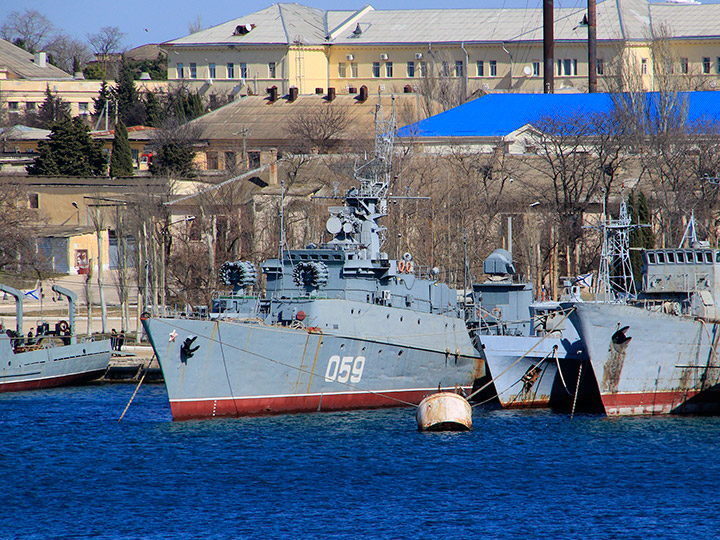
[{"left": 0, "top": 284, "right": 23, "bottom": 336}]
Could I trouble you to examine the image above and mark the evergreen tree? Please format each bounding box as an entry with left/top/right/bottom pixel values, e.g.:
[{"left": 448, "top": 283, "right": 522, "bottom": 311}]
[
  {"left": 27, "top": 117, "right": 107, "bottom": 176},
  {"left": 109, "top": 119, "right": 133, "bottom": 177},
  {"left": 629, "top": 190, "right": 655, "bottom": 286},
  {"left": 114, "top": 59, "right": 145, "bottom": 126},
  {"left": 149, "top": 141, "right": 196, "bottom": 177},
  {"left": 37, "top": 85, "right": 70, "bottom": 129},
  {"left": 143, "top": 91, "right": 162, "bottom": 127},
  {"left": 93, "top": 81, "right": 115, "bottom": 129}
]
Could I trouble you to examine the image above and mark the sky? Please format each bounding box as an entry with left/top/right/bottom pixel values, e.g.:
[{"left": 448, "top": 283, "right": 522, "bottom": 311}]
[
  {"left": 2, "top": 0, "right": 719, "bottom": 50},
  {"left": 0, "top": 0, "right": 616, "bottom": 50}
]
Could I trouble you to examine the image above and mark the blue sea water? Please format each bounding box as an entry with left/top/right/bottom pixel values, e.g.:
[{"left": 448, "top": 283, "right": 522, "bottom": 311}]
[{"left": 2, "top": 384, "right": 720, "bottom": 540}]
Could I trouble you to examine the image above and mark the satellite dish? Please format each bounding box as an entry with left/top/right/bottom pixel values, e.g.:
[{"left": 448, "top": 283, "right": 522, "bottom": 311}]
[
  {"left": 342, "top": 222, "right": 354, "bottom": 234},
  {"left": 523, "top": 65, "right": 532, "bottom": 76},
  {"left": 326, "top": 216, "right": 342, "bottom": 234}
]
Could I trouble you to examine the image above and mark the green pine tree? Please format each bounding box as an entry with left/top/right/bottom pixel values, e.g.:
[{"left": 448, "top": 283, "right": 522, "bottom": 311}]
[
  {"left": 143, "top": 91, "right": 162, "bottom": 127},
  {"left": 629, "top": 190, "right": 655, "bottom": 286},
  {"left": 114, "top": 59, "right": 144, "bottom": 126},
  {"left": 27, "top": 118, "right": 107, "bottom": 176},
  {"left": 109, "top": 119, "right": 134, "bottom": 177},
  {"left": 93, "top": 81, "right": 115, "bottom": 129},
  {"left": 149, "top": 141, "right": 196, "bottom": 177},
  {"left": 37, "top": 85, "right": 70, "bottom": 129}
]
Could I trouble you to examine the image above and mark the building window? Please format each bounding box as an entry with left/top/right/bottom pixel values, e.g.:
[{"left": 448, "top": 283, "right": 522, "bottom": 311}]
[
  {"left": 385, "top": 62, "right": 393, "bottom": 78},
  {"left": 532, "top": 61, "right": 540, "bottom": 77},
  {"left": 681, "top": 57, "right": 688, "bottom": 74},
  {"left": 703, "top": 57, "right": 711, "bottom": 74},
  {"left": 717, "top": 57, "right": 720, "bottom": 74},
  {"left": 455, "top": 61, "right": 464, "bottom": 77},
  {"left": 225, "top": 151, "right": 236, "bottom": 170},
  {"left": 558, "top": 58, "right": 577, "bottom": 76},
  {"left": 248, "top": 151, "right": 260, "bottom": 169},
  {"left": 8, "top": 102, "right": 19, "bottom": 110},
  {"left": 268, "top": 62, "right": 276, "bottom": 78},
  {"left": 209, "top": 63, "right": 216, "bottom": 79},
  {"left": 177, "top": 63, "right": 184, "bottom": 78},
  {"left": 227, "top": 62, "right": 234, "bottom": 78},
  {"left": 28, "top": 193, "right": 39, "bottom": 209},
  {"left": 26, "top": 102, "right": 37, "bottom": 111},
  {"left": 420, "top": 62, "right": 427, "bottom": 77},
  {"left": 78, "top": 102, "right": 89, "bottom": 115},
  {"left": 206, "top": 151, "right": 218, "bottom": 170},
  {"left": 372, "top": 62, "right": 380, "bottom": 77},
  {"left": 596, "top": 58, "right": 604, "bottom": 76},
  {"left": 477, "top": 60, "right": 484, "bottom": 77},
  {"left": 240, "top": 63, "right": 248, "bottom": 79},
  {"left": 441, "top": 61, "right": 449, "bottom": 77},
  {"left": 350, "top": 62, "right": 358, "bottom": 78},
  {"left": 490, "top": 60, "right": 497, "bottom": 77},
  {"left": 338, "top": 62, "right": 347, "bottom": 78},
  {"left": 641, "top": 58, "right": 648, "bottom": 75},
  {"left": 190, "top": 63, "right": 197, "bottom": 78},
  {"left": 407, "top": 61, "right": 415, "bottom": 77}
]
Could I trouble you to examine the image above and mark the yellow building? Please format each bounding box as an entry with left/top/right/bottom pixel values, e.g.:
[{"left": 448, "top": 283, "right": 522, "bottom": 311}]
[{"left": 161, "top": 0, "right": 720, "bottom": 98}]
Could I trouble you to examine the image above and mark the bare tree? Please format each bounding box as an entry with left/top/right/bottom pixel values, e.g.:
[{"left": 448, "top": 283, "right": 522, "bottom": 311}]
[
  {"left": 0, "top": 9, "right": 54, "bottom": 52},
  {"left": 287, "top": 105, "right": 350, "bottom": 153},
  {"left": 416, "top": 50, "right": 466, "bottom": 115},
  {"left": 188, "top": 16, "right": 203, "bottom": 34},
  {"left": 44, "top": 33, "right": 93, "bottom": 73},
  {"left": 87, "top": 26, "right": 126, "bottom": 78},
  {"left": 0, "top": 180, "right": 44, "bottom": 273}
]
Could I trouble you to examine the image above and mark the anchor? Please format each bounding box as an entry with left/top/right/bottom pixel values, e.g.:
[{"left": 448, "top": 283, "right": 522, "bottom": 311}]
[{"left": 180, "top": 336, "right": 200, "bottom": 363}]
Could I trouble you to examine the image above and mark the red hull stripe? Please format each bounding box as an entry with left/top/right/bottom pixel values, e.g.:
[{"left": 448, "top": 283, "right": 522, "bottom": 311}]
[
  {"left": 601, "top": 389, "right": 720, "bottom": 415},
  {"left": 170, "top": 387, "right": 471, "bottom": 420},
  {"left": 0, "top": 369, "right": 106, "bottom": 392}
]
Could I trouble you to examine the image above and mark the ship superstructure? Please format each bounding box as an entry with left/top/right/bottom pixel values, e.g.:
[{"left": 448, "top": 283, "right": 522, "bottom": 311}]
[{"left": 142, "top": 101, "right": 485, "bottom": 419}]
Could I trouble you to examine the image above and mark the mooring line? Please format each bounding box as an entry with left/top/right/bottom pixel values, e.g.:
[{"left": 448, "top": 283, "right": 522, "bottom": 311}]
[{"left": 118, "top": 356, "right": 153, "bottom": 422}]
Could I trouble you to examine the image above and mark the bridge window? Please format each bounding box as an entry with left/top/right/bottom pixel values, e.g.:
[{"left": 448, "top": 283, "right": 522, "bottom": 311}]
[
  {"left": 667, "top": 252, "right": 675, "bottom": 263},
  {"left": 676, "top": 252, "right": 685, "bottom": 263},
  {"left": 705, "top": 251, "right": 713, "bottom": 263},
  {"left": 657, "top": 252, "right": 665, "bottom": 264},
  {"left": 695, "top": 252, "right": 703, "bottom": 263},
  {"left": 648, "top": 253, "right": 656, "bottom": 264}
]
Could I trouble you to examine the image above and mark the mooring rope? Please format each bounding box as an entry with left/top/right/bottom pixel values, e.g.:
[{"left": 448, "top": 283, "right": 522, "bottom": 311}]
[
  {"left": 465, "top": 306, "right": 576, "bottom": 405},
  {"left": 118, "top": 356, "right": 154, "bottom": 422}
]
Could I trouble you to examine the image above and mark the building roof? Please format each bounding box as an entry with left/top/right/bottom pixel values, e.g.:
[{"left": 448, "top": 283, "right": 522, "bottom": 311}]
[
  {"left": 398, "top": 91, "right": 720, "bottom": 138},
  {"left": 187, "top": 91, "right": 437, "bottom": 145},
  {"left": 162, "top": 0, "right": 720, "bottom": 48},
  {"left": 0, "top": 125, "right": 52, "bottom": 140},
  {"left": 0, "top": 39, "right": 72, "bottom": 79}
]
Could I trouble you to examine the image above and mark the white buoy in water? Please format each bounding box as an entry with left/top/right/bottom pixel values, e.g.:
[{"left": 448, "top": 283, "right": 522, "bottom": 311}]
[{"left": 416, "top": 392, "right": 472, "bottom": 431}]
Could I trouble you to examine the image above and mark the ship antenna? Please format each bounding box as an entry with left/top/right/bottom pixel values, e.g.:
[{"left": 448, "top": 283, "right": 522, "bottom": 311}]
[
  {"left": 278, "top": 178, "right": 285, "bottom": 286},
  {"left": 678, "top": 209, "right": 698, "bottom": 248}
]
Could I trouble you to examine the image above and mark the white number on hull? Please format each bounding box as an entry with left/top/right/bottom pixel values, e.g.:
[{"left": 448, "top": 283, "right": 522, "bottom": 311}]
[{"left": 325, "top": 355, "right": 366, "bottom": 383}]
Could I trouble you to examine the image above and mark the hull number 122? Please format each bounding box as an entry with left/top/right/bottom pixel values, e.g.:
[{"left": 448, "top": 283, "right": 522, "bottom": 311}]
[{"left": 325, "top": 355, "right": 365, "bottom": 384}]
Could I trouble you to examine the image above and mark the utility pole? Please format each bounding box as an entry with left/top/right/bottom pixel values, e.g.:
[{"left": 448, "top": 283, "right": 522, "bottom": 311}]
[
  {"left": 588, "top": 0, "right": 597, "bottom": 93},
  {"left": 543, "top": 0, "right": 554, "bottom": 93}
]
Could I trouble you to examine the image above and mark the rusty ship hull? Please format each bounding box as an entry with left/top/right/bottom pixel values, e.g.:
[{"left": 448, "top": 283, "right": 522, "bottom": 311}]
[
  {"left": 565, "top": 301, "right": 720, "bottom": 416},
  {"left": 143, "top": 301, "right": 484, "bottom": 420}
]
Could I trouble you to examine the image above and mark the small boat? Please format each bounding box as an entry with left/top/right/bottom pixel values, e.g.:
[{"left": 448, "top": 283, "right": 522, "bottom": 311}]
[
  {"left": 416, "top": 392, "right": 472, "bottom": 431},
  {"left": 0, "top": 284, "right": 111, "bottom": 392}
]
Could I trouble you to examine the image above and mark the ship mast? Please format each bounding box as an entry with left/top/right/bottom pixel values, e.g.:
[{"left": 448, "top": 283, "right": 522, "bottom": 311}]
[{"left": 596, "top": 199, "right": 637, "bottom": 301}]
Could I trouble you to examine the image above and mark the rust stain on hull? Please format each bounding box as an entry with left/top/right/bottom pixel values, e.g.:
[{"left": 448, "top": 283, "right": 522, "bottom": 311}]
[{"left": 602, "top": 325, "right": 631, "bottom": 394}]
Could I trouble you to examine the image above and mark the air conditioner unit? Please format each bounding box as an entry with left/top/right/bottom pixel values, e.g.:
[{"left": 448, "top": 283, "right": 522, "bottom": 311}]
[
  {"left": 346, "top": 54, "right": 354, "bottom": 61},
  {"left": 380, "top": 53, "right": 389, "bottom": 61},
  {"left": 379, "top": 84, "right": 385, "bottom": 91},
  {"left": 415, "top": 53, "right": 423, "bottom": 60}
]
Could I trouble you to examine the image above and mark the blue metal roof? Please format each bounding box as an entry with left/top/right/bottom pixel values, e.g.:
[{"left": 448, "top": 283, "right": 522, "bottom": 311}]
[{"left": 398, "top": 91, "right": 720, "bottom": 138}]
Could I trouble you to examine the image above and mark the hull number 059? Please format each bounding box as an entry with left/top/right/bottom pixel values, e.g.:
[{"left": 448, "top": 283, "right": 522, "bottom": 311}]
[{"left": 325, "top": 355, "right": 366, "bottom": 384}]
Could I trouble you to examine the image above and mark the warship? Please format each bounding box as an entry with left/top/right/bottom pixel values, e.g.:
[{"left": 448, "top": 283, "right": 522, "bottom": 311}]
[
  {"left": 562, "top": 206, "right": 720, "bottom": 415},
  {"left": 466, "top": 249, "right": 598, "bottom": 411},
  {"left": 142, "top": 102, "right": 485, "bottom": 420},
  {"left": 0, "top": 284, "right": 111, "bottom": 391}
]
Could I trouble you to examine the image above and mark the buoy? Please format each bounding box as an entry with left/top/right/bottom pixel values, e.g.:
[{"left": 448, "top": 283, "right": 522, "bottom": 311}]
[{"left": 416, "top": 392, "right": 472, "bottom": 431}]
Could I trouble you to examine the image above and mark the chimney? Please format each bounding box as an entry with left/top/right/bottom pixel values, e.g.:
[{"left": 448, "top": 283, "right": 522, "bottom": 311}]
[
  {"left": 288, "top": 87, "right": 298, "bottom": 102},
  {"left": 267, "top": 86, "right": 278, "bottom": 102},
  {"left": 403, "top": 84, "right": 412, "bottom": 93},
  {"left": 315, "top": 87, "right": 324, "bottom": 95},
  {"left": 33, "top": 52, "right": 47, "bottom": 68},
  {"left": 358, "top": 85, "right": 368, "bottom": 102},
  {"left": 327, "top": 87, "right": 336, "bottom": 101},
  {"left": 348, "top": 87, "right": 357, "bottom": 93}
]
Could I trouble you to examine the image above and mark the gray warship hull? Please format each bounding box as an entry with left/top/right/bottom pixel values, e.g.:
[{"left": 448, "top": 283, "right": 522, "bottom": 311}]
[
  {"left": 565, "top": 301, "right": 720, "bottom": 415},
  {"left": 144, "top": 300, "right": 484, "bottom": 419},
  {"left": 0, "top": 338, "right": 111, "bottom": 392}
]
